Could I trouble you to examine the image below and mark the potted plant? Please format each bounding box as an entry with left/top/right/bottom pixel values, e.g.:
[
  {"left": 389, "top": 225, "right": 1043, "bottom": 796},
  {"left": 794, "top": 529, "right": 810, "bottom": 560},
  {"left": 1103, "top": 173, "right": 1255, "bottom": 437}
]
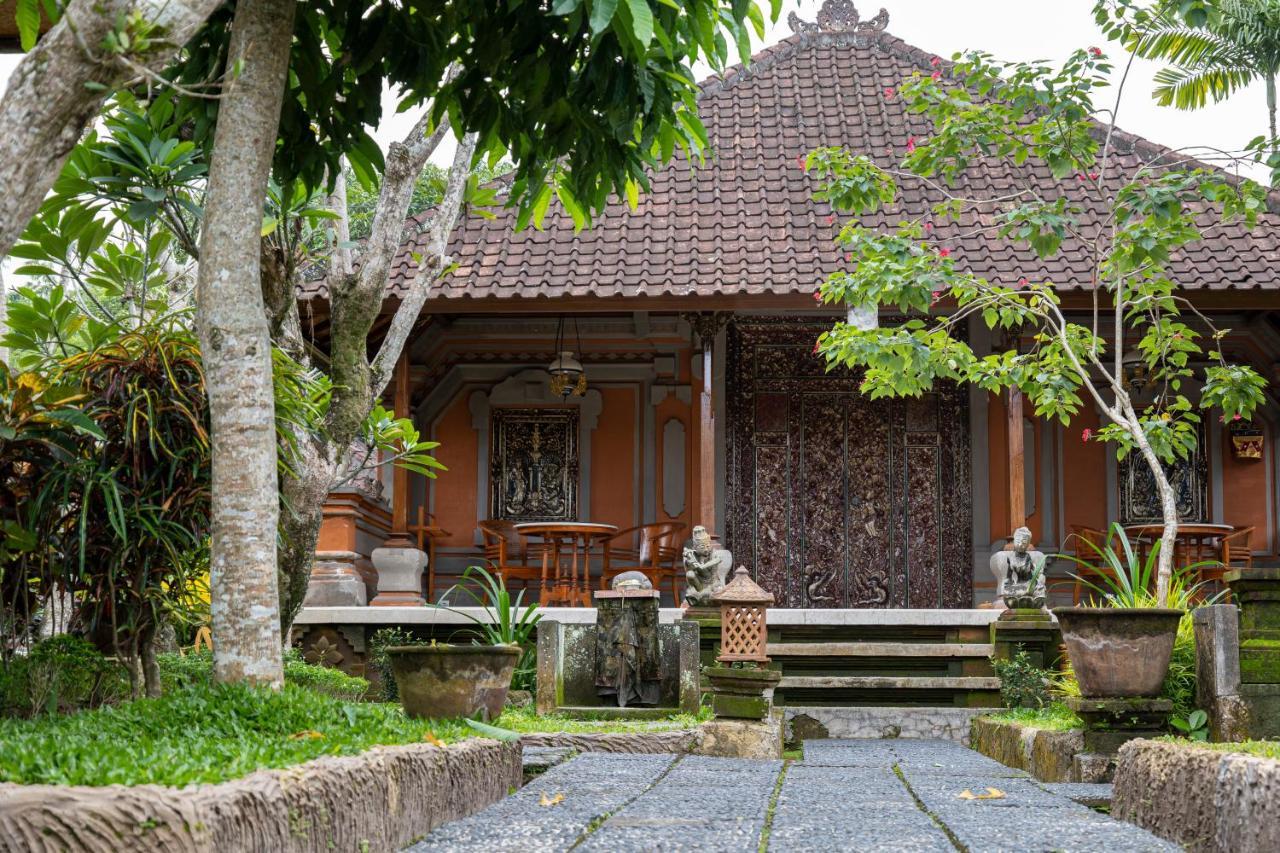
[
  {"left": 1053, "top": 524, "right": 1212, "bottom": 698},
  {"left": 384, "top": 566, "right": 540, "bottom": 719}
]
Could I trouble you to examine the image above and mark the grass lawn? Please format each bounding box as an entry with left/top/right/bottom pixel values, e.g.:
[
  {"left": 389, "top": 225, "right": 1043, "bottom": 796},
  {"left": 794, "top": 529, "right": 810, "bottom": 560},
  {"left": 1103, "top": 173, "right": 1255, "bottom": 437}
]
[
  {"left": 0, "top": 674, "right": 709, "bottom": 788},
  {"left": 981, "top": 702, "right": 1083, "bottom": 731}
]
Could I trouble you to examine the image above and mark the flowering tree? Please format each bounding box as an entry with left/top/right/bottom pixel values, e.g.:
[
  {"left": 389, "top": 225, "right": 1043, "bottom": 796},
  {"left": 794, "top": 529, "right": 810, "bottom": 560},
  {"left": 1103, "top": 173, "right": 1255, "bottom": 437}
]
[{"left": 807, "top": 47, "right": 1268, "bottom": 607}]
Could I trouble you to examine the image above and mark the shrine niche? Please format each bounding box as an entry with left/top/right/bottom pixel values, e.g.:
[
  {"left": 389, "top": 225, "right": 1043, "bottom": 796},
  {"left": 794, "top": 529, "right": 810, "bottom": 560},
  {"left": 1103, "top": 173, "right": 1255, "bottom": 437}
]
[
  {"left": 1119, "top": 421, "right": 1208, "bottom": 524},
  {"left": 725, "top": 317, "right": 972, "bottom": 609},
  {"left": 490, "top": 408, "right": 580, "bottom": 522}
]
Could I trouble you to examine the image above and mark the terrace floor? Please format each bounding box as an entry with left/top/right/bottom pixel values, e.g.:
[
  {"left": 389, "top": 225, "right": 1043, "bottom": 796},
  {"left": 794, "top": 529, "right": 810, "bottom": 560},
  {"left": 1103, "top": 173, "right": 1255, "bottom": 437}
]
[{"left": 407, "top": 739, "right": 1175, "bottom": 852}]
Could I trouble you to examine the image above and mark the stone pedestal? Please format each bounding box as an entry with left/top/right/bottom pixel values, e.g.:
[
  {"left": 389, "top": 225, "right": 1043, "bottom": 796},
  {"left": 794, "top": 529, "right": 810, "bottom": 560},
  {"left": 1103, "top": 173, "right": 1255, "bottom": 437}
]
[
  {"left": 369, "top": 546, "right": 427, "bottom": 606},
  {"left": 706, "top": 666, "right": 782, "bottom": 720},
  {"left": 1065, "top": 696, "right": 1172, "bottom": 754},
  {"left": 1193, "top": 603, "right": 1250, "bottom": 741},
  {"left": 697, "top": 709, "right": 784, "bottom": 759},
  {"left": 990, "top": 609, "right": 1061, "bottom": 669},
  {"left": 302, "top": 550, "right": 369, "bottom": 607},
  {"left": 1226, "top": 569, "right": 1280, "bottom": 684}
]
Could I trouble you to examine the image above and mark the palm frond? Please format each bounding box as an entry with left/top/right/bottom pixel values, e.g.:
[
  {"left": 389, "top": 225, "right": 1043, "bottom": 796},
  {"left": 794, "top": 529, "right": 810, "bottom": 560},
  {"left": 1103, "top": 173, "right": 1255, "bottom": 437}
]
[{"left": 1153, "top": 63, "right": 1260, "bottom": 108}]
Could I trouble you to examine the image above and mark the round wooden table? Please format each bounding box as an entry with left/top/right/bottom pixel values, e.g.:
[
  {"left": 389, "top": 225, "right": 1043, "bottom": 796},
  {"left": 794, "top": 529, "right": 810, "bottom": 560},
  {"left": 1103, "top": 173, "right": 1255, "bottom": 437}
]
[
  {"left": 515, "top": 522, "right": 618, "bottom": 607},
  {"left": 1122, "top": 523, "right": 1235, "bottom": 567}
]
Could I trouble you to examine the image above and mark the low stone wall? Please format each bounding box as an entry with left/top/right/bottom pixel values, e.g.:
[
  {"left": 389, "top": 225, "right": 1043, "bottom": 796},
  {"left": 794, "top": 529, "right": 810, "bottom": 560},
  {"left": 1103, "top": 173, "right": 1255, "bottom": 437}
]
[
  {"left": 1113, "top": 739, "right": 1280, "bottom": 853},
  {"left": 784, "top": 706, "right": 990, "bottom": 745},
  {"left": 519, "top": 729, "right": 701, "bottom": 754},
  {"left": 969, "top": 717, "right": 1083, "bottom": 782},
  {"left": 0, "top": 738, "right": 520, "bottom": 853}
]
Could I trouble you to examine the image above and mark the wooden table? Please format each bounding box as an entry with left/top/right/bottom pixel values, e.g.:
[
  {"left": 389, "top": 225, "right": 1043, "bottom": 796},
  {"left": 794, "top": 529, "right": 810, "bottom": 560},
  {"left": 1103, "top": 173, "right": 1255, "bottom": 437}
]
[
  {"left": 1122, "top": 523, "right": 1235, "bottom": 568},
  {"left": 515, "top": 522, "right": 618, "bottom": 607}
]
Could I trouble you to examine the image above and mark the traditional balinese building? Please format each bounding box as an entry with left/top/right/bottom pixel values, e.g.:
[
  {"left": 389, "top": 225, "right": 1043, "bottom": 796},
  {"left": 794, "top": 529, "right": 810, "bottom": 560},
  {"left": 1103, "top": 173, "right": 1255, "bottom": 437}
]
[{"left": 294, "top": 2, "right": 1280, "bottom": 717}]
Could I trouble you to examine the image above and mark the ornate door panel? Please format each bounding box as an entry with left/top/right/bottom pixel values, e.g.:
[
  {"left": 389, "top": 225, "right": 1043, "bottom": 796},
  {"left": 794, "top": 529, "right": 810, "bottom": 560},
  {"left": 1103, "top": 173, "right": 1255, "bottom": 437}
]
[{"left": 726, "top": 318, "right": 972, "bottom": 608}]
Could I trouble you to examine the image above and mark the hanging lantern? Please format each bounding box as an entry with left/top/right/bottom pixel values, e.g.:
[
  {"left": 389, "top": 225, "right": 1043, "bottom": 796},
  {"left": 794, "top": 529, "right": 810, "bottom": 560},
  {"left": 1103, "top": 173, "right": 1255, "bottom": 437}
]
[
  {"left": 548, "top": 316, "right": 587, "bottom": 398},
  {"left": 713, "top": 566, "right": 774, "bottom": 666}
]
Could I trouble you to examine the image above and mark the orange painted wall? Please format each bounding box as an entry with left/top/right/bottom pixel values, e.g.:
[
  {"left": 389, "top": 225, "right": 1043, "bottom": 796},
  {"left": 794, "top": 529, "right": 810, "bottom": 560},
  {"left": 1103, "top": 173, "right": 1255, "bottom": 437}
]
[
  {"left": 589, "top": 386, "right": 637, "bottom": 527},
  {"left": 1222, "top": 419, "right": 1273, "bottom": 554},
  {"left": 1060, "top": 408, "right": 1108, "bottom": 541},
  {"left": 430, "top": 392, "right": 480, "bottom": 548}
]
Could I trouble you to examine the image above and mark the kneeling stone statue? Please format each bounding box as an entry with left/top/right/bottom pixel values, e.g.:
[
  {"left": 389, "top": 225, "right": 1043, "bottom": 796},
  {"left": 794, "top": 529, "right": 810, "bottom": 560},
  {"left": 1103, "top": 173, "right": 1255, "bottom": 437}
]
[
  {"left": 682, "top": 525, "right": 732, "bottom": 607},
  {"left": 990, "top": 526, "right": 1047, "bottom": 610}
]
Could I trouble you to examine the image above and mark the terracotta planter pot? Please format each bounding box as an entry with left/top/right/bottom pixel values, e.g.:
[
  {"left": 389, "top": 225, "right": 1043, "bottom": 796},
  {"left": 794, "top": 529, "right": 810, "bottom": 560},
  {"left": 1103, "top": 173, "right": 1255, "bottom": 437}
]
[
  {"left": 1051, "top": 607, "right": 1183, "bottom": 698},
  {"left": 386, "top": 645, "right": 520, "bottom": 719}
]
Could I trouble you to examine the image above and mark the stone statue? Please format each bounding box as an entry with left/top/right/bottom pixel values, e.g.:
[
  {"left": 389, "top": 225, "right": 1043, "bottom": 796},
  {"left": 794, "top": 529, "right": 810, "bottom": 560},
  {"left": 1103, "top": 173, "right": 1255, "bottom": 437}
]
[
  {"left": 990, "top": 526, "right": 1047, "bottom": 609},
  {"left": 682, "top": 525, "right": 731, "bottom": 606},
  {"left": 594, "top": 586, "right": 660, "bottom": 707}
]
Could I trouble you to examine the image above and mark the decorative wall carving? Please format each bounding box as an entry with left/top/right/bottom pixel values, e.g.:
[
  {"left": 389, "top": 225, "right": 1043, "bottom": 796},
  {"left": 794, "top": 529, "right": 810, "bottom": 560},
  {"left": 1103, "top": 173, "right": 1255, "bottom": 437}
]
[
  {"left": 1119, "top": 421, "right": 1208, "bottom": 523},
  {"left": 490, "top": 408, "right": 580, "bottom": 522},
  {"left": 726, "top": 317, "right": 972, "bottom": 609}
]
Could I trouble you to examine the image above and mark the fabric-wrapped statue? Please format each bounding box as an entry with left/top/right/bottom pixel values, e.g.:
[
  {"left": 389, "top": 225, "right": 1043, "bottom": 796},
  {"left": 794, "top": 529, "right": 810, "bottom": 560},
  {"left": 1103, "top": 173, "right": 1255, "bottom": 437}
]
[{"left": 682, "top": 525, "right": 731, "bottom": 606}]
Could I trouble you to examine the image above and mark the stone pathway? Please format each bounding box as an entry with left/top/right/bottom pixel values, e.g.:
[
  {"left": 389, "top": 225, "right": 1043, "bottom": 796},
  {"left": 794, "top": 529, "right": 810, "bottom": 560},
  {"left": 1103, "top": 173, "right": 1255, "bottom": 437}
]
[{"left": 408, "top": 739, "right": 1176, "bottom": 852}]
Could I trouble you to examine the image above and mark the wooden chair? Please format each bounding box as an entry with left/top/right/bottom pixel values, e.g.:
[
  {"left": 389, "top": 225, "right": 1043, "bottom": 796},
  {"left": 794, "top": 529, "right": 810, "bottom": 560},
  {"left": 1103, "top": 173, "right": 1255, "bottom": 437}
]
[
  {"left": 599, "top": 521, "right": 686, "bottom": 603},
  {"left": 1067, "top": 524, "right": 1116, "bottom": 605},
  {"left": 477, "top": 520, "right": 543, "bottom": 595},
  {"left": 1208, "top": 526, "right": 1255, "bottom": 601},
  {"left": 409, "top": 507, "right": 451, "bottom": 602}
]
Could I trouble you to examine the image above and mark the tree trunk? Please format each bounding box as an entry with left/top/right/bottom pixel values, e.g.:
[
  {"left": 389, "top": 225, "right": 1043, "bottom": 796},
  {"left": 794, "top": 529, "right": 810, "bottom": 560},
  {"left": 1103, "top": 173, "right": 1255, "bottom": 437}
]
[
  {"left": 194, "top": 0, "right": 296, "bottom": 687},
  {"left": 1267, "top": 73, "right": 1277, "bottom": 158},
  {"left": 140, "top": 632, "right": 161, "bottom": 698},
  {"left": 0, "top": 0, "right": 224, "bottom": 255},
  {"left": 1127, "top": 414, "right": 1179, "bottom": 608},
  {"left": 278, "top": 444, "right": 339, "bottom": 628}
]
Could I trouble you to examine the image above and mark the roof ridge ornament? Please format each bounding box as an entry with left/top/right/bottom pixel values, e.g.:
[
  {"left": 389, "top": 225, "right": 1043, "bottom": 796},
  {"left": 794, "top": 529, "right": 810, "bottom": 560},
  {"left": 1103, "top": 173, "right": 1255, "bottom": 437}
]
[{"left": 788, "top": 0, "right": 889, "bottom": 35}]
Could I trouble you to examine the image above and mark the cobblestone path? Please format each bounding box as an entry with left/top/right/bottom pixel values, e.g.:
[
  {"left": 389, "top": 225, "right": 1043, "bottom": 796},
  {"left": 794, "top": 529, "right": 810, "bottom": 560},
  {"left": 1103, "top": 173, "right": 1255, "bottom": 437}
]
[{"left": 408, "top": 739, "right": 1176, "bottom": 852}]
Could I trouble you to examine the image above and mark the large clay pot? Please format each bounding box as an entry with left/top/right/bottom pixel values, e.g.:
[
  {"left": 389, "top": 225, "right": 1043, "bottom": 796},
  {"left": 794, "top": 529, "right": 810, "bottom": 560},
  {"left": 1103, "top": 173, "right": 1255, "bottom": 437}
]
[
  {"left": 385, "top": 645, "right": 520, "bottom": 719},
  {"left": 1051, "top": 607, "right": 1183, "bottom": 698}
]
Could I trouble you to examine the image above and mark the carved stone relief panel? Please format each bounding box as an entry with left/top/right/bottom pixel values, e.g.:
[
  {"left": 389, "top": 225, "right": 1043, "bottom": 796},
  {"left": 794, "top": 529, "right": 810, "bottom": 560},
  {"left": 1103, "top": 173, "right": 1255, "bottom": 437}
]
[
  {"left": 490, "top": 408, "right": 580, "bottom": 522},
  {"left": 1119, "top": 420, "right": 1208, "bottom": 523}
]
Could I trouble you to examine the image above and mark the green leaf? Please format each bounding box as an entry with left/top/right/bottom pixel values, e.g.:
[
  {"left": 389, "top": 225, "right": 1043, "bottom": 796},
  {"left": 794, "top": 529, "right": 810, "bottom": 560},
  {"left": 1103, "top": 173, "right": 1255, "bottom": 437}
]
[
  {"left": 16, "top": 0, "right": 41, "bottom": 52},
  {"left": 590, "top": 0, "right": 620, "bottom": 34},
  {"left": 625, "top": 0, "right": 654, "bottom": 48}
]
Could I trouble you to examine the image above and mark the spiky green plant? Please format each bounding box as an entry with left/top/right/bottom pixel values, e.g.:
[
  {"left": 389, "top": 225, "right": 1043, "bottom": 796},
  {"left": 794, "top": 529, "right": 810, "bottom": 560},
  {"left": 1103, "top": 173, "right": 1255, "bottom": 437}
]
[
  {"left": 435, "top": 565, "right": 541, "bottom": 690},
  {"left": 1059, "top": 522, "right": 1220, "bottom": 609}
]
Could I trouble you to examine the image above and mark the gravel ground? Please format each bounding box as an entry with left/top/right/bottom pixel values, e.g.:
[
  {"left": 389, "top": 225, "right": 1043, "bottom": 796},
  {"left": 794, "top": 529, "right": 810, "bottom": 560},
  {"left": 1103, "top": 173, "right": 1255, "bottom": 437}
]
[{"left": 406, "top": 739, "right": 1175, "bottom": 852}]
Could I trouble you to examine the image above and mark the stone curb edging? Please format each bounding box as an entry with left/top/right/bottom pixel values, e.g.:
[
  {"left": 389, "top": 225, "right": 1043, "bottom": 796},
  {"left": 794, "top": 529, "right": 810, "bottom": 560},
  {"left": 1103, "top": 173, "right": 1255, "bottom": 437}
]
[
  {"left": 1113, "top": 739, "right": 1280, "bottom": 853},
  {"left": 519, "top": 729, "right": 701, "bottom": 754},
  {"left": 0, "top": 738, "right": 521, "bottom": 853},
  {"left": 969, "top": 717, "right": 1083, "bottom": 782}
]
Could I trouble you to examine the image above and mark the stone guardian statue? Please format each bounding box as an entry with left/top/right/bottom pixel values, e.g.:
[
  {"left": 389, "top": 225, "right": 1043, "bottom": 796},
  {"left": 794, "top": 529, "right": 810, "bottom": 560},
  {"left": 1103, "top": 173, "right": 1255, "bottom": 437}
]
[
  {"left": 682, "top": 525, "right": 732, "bottom": 607},
  {"left": 989, "top": 526, "right": 1047, "bottom": 610}
]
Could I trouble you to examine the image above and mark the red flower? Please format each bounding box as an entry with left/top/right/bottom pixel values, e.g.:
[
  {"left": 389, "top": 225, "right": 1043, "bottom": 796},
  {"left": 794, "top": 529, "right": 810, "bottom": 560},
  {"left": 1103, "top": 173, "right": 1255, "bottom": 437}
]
[
  {"left": 931, "top": 289, "right": 944, "bottom": 304},
  {"left": 1089, "top": 46, "right": 1103, "bottom": 57},
  {"left": 1081, "top": 428, "right": 1093, "bottom": 442},
  {"left": 1017, "top": 277, "right": 1029, "bottom": 288},
  {"left": 923, "top": 221, "right": 934, "bottom": 233},
  {"left": 846, "top": 253, "right": 853, "bottom": 262},
  {"left": 812, "top": 340, "right": 821, "bottom": 355},
  {"left": 1076, "top": 173, "right": 1086, "bottom": 181},
  {"left": 906, "top": 135, "right": 918, "bottom": 154},
  {"left": 884, "top": 87, "right": 895, "bottom": 98},
  {"left": 813, "top": 290, "right": 823, "bottom": 302},
  {"left": 938, "top": 247, "right": 951, "bottom": 258},
  {"left": 930, "top": 56, "right": 941, "bottom": 67},
  {"left": 797, "top": 154, "right": 806, "bottom": 168},
  {"left": 826, "top": 214, "right": 836, "bottom": 225},
  {"left": 1089, "top": 171, "right": 1100, "bottom": 181},
  {"left": 1234, "top": 413, "right": 1243, "bottom": 421},
  {"left": 931, "top": 70, "right": 942, "bottom": 81}
]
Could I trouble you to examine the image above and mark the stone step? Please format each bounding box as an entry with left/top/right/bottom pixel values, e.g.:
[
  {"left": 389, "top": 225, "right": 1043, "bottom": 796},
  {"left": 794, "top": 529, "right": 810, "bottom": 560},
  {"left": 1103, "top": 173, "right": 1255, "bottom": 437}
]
[
  {"left": 768, "top": 642, "right": 993, "bottom": 658},
  {"left": 777, "top": 675, "right": 1000, "bottom": 690}
]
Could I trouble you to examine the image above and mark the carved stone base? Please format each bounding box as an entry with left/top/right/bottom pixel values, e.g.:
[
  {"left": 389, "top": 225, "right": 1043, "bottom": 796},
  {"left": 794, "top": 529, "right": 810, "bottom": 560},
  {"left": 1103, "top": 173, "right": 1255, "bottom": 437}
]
[
  {"left": 302, "top": 550, "right": 369, "bottom": 607},
  {"left": 370, "top": 546, "right": 427, "bottom": 606}
]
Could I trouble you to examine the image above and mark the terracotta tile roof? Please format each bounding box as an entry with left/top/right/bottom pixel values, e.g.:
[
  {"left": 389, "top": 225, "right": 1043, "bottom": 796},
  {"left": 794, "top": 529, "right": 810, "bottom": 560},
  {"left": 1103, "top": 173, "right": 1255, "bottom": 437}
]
[{"left": 299, "top": 18, "right": 1280, "bottom": 303}]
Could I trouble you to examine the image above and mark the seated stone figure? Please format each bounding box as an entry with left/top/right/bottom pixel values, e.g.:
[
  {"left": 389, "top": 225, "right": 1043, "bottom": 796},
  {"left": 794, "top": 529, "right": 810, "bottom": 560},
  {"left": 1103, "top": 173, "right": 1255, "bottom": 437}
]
[
  {"left": 990, "top": 526, "right": 1047, "bottom": 610},
  {"left": 682, "top": 525, "right": 731, "bottom": 606}
]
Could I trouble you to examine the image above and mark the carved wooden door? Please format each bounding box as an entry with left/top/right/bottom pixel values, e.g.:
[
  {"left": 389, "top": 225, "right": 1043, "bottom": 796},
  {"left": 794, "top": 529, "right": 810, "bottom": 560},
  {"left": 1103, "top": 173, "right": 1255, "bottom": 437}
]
[{"left": 726, "top": 318, "right": 972, "bottom": 608}]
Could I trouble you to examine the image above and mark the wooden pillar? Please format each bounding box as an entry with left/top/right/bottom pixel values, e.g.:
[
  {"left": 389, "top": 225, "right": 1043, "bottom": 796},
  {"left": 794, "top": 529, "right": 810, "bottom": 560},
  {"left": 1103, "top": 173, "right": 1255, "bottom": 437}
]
[
  {"left": 1007, "top": 387, "right": 1026, "bottom": 534},
  {"left": 699, "top": 342, "right": 717, "bottom": 536},
  {"left": 384, "top": 351, "right": 414, "bottom": 548}
]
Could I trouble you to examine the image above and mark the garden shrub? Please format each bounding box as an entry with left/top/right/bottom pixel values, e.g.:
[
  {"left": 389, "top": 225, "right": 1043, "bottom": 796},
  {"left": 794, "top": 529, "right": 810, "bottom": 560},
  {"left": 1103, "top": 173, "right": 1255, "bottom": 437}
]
[
  {"left": 0, "top": 636, "right": 127, "bottom": 718},
  {"left": 158, "top": 649, "right": 369, "bottom": 701},
  {"left": 368, "top": 627, "right": 414, "bottom": 702},
  {"left": 992, "top": 649, "right": 1053, "bottom": 709}
]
